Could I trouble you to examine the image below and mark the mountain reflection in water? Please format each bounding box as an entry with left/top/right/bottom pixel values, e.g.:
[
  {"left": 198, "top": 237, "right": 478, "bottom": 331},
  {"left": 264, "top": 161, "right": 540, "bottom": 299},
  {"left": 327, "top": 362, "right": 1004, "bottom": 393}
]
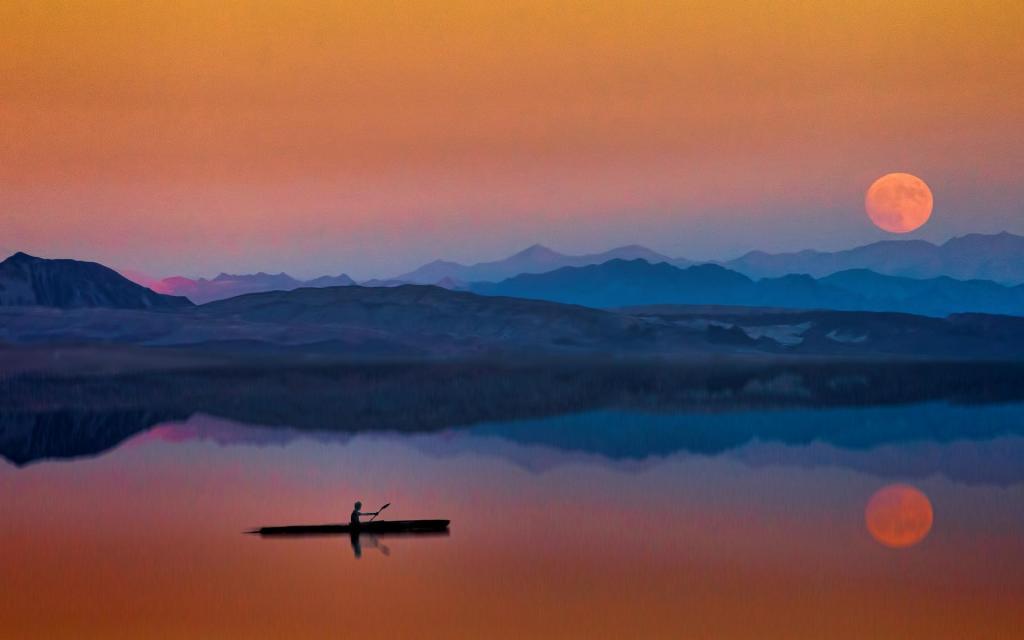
[{"left": 5, "top": 359, "right": 1024, "bottom": 469}]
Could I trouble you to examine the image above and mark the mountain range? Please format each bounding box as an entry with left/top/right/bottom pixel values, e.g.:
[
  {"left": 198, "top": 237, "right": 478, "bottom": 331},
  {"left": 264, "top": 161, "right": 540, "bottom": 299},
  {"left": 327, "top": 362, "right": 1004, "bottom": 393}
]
[
  {"left": 5, "top": 252, "right": 1024, "bottom": 361},
  {"left": 9, "top": 247, "right": 1024, "bottom": 319},
  {"left": 395, "top": 232, "right": 1024, "bottom": 285},
  {"left": 472, "top": 259, "right": 1024, "bottom": 317},
  {"left": 119, "top": 244, "right": 682, "bottom": 302},
  {"left": 102, "top": 232, "right": 1024, "bottom": 304},
  {"left": 7, "top": 248, "right": 1024, "bottom": 362}
]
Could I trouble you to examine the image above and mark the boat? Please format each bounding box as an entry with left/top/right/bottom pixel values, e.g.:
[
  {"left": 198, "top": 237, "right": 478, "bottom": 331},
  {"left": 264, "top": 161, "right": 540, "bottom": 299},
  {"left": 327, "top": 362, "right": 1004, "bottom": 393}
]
[{"left": 251, "top": 519, "right": 450, "bottom": 536}]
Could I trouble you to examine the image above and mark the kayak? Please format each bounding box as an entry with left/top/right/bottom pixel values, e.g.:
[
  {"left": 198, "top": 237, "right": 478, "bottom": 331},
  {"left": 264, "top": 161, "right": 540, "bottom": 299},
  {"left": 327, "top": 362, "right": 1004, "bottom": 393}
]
[{"left": 252, "top": 519, "right": 450, "bottom": 535}]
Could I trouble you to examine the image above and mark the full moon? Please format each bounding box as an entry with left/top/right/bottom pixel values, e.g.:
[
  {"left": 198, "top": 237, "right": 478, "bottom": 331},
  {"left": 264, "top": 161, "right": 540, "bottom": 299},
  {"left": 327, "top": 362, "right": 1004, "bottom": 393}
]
[
  {"left": 865, "top": 484, "right": 934, "bottom": 548},
  {"left": 865, "top": 173, "right": 934, "bottom": 233}
]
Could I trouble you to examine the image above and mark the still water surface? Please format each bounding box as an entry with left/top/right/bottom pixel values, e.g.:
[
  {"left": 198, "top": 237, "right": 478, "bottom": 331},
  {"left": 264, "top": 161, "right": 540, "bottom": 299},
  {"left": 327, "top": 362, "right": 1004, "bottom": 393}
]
[{"left": 3, "top": 403, "right": 1024, "bottom": 638}]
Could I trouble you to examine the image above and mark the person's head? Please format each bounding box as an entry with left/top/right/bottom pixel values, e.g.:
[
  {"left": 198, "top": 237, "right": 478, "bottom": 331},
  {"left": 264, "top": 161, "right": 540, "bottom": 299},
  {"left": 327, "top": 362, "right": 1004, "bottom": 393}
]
[{"left": 354, "top": 501, "right": 362, "bottom": 510}]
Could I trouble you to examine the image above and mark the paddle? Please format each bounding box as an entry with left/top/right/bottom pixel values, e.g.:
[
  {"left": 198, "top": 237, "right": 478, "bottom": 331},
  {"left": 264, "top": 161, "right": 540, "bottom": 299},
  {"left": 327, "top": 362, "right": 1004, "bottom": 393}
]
[{"left": 368, "top": 503, "right": 390, "bottom": 522}]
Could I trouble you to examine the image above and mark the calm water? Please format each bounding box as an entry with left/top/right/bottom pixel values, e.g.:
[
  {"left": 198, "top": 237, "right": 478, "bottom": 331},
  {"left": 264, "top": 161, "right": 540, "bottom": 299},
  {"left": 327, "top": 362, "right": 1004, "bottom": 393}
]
[{"left": 3, "top": 396, "right": 1024, "bottom": 638}]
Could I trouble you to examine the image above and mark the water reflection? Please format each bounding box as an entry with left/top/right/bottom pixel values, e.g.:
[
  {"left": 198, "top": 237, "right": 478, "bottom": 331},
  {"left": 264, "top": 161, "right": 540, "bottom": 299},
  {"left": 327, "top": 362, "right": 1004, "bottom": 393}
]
[
  {"left": 351, "top": 533, "right": 387, "bottom": 558},
  {"left": 865, "top": 484, "right": 934, "bottom": 548},
  {"left": 3, "top": 361, "right": 1024, "bottom": 635},
  {"left": 347, "top": 531, "right": 451, "bottom": 558},
  {"left": 6, "top": 359, "right": 1024, "bottom": 465},
  {"left": 2, "top": 408, "right": 1023, "bottom": 636},
  {"left": 6, "top": 360, "right": 1024, "bottom": 475},
  {"left": 0, "top": 408, "right": 187, "bottom": 466},
  {"left": 8, "top": 402, "right": 1024, "bottom": 488},
  {"left": 255, "top": 527, "right": 448, "bottom": 559}
]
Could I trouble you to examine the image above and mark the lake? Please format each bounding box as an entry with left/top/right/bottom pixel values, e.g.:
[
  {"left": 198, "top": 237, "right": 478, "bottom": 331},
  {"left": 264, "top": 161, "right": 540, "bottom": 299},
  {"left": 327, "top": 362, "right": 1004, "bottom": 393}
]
[{"left": 3, "top": 362, "right": 1024, "bottom": 637}]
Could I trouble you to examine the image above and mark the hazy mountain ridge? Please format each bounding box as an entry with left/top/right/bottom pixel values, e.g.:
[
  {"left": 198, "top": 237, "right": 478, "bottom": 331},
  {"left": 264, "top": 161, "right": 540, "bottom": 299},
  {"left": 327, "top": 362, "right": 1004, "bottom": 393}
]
[
  {"left": 396, "top": 243, "right": 688, "bottom": 283},
  {"left": 110, "top": 231, "right": 1024, "bottom": 300},
  {"left": 144, "top": 271, "right": 356, "bottom": 304},
  {"left": 724, "top": 232, "right": 1024, "bottom": 283},
  {"left": 393, "top": 232, "right": 1024, "bottom": 286},
  {"left": 0, "top": 252, "right": 192, "bottom": 310},
  {"left": 473, "top": 258, "right": 1024, "bottom": 317}
]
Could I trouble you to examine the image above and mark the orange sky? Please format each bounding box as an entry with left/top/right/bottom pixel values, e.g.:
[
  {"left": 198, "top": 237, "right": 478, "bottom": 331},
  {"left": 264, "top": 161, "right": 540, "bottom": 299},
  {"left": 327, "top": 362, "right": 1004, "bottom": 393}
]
[{"left": 2, "top": 1, "right": 1022, "bottom": 277}]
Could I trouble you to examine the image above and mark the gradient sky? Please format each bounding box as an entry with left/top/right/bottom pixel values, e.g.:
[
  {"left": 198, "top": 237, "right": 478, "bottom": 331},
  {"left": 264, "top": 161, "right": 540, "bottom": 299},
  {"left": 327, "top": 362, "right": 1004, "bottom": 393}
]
[{"left": 2, "top": 1, "right": 1022, "bottom": 278}]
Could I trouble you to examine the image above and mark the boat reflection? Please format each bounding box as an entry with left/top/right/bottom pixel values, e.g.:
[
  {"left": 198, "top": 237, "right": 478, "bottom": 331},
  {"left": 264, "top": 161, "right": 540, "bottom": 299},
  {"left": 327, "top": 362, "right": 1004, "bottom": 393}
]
[
  {"left": 252, "top": 529, "right": 450, "bottom": 559},
  {"left": 351, "top": 533, "right": 388, "bottom": 558}
]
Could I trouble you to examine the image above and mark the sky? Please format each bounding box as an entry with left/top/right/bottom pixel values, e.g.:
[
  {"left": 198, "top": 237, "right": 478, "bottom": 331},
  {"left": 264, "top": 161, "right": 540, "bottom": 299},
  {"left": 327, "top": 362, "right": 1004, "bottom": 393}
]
[{"left": 2, "top": 1, "right": 1022, "bottom": 279}]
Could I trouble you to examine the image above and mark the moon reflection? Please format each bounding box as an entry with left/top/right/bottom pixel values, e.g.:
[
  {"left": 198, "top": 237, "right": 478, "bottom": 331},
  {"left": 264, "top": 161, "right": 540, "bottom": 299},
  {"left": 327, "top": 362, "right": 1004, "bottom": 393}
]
[{"left": 865, "top": 483, "right": 934, "bottom": 548}]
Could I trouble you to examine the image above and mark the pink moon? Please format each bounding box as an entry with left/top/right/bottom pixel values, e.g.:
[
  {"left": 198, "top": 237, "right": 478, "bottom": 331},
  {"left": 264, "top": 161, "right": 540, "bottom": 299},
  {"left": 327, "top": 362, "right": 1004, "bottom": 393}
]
[{"left": 865, "top": 173, "right": 934, "bottom": 233}]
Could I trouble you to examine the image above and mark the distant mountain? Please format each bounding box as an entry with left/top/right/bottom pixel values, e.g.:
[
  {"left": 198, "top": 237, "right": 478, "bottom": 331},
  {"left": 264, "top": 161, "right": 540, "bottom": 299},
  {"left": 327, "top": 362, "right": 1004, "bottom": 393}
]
[
  {"left": 359, "top": 276, "right": 465, "bottom": 290},
  {"left": 145, "top": 271, "right": 356, "bottom": 304},
  {"left": 474, "top": 260, "right": 750, "bottom": 307},
  {"left": 396, "top": 244, "right": 686, "bottom": 283},
  {"left": 0, "top": 252, "right": 192, "bottom": 310},
  {"left": 305, "top": 274, "right": 359, "bottom": 288},
  {"left": 724, "top": 232, "right": 1024, "bottom": 284},
  {"left": 472, "top": 258, "right": 1024, "bottom": 316},
  {"left": 472, "top": 260, "right": 849, "bottom": 309},
  {"left": 819, "top": 270, "right": 1024, "bottom": 317}
]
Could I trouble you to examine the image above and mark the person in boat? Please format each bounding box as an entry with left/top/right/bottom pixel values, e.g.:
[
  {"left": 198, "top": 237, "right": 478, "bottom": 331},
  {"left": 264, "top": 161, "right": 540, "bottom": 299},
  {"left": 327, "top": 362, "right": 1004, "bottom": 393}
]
[{"left": 350, "top": 501, "right": 380, "bottom": 528}]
